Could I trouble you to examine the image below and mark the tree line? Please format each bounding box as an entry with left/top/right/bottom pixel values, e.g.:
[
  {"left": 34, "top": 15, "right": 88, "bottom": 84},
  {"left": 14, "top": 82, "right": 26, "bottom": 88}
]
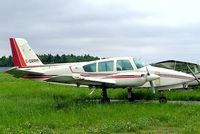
[{"left": 0, "top": 54, "right": 99, "bottom": 67}]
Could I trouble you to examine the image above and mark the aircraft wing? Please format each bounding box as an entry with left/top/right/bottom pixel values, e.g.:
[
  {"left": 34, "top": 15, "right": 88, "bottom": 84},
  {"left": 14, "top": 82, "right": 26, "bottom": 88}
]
[
  {"left": 46, "top": 74, "right": 116, "bottom": 86},
  {"left": 6, "top": 67, "right": 44, "bottom": 78}
]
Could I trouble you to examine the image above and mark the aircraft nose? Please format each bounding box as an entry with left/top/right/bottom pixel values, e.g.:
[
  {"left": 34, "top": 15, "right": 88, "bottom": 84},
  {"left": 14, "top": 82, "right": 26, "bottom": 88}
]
[{"left": 146, "top": 74, "right": 160, "bottom": 81}]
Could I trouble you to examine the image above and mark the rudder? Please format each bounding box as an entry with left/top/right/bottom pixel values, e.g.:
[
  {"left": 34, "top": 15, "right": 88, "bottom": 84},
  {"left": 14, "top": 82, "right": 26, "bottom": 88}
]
[{"left": 9, "top": 38, "right": 43, "bottom": 67}]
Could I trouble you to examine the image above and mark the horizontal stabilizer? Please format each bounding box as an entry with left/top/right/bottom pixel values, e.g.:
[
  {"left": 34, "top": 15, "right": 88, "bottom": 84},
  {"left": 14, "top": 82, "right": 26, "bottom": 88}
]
[{"left": 6, "top": 67, "right": 44, "bottom": 78}]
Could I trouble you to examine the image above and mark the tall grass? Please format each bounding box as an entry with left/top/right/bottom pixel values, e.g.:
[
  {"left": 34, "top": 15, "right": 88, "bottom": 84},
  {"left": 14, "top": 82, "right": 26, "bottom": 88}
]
[{"left": 1, "top": 73, "right": 200, "bottom": 133}]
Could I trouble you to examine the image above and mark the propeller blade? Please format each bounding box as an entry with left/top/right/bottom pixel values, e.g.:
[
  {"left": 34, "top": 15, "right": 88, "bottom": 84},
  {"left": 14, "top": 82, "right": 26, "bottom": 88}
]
[
  {"left": 150, "top": 81, "right": 156, "bottom": 94},
  {"left": 146, "top": 66, "right": 150, "bottom": 75}
]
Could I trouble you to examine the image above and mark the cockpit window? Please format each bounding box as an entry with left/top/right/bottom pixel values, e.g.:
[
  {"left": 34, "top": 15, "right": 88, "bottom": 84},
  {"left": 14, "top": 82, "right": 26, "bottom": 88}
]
[
  {"left": 116, "top": 60, "right": 133, "bottom": 71},
  {"left": 134, "top": 59, "right": 145, "bottom": 69},
  {"left": 83, "top": 63, "right": 96, "bottom": 72},
  {"left": 98, "top": 61, "right": 114, "bottom": 72}
]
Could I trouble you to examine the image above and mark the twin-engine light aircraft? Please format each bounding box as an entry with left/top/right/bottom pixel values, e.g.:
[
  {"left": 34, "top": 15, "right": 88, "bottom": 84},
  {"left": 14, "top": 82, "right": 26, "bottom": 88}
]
[{"left": 6, "top": 38, "right": 195, "bottom": 103}]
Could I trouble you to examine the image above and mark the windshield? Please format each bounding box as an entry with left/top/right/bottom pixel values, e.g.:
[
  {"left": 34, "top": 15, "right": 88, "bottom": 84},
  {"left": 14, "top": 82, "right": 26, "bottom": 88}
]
[
  {"left": 117, "top": 60, "right": 133, "bottom": 71},
  {"left": 134, "top": 59, "right": 145, "bottom": 69}
]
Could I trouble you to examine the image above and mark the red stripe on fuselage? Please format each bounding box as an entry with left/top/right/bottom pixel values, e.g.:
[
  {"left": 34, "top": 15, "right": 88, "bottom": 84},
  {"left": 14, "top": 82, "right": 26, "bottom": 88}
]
[
  {"left": 81, "top": 73, "right": 116, "bottom": 77},
  {"left": 158, "top": 74, "right": 193, "bottom": 80},
  {"left": 10, "top": 38, "right": 27, "bottom": 67},
  {"left": 105, "top": 75, "right": 142, "bottom": 79}
]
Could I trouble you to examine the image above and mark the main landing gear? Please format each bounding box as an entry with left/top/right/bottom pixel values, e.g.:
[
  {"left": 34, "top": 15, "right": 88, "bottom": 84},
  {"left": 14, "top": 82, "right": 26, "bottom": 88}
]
[
  {"left": 99, "top": 87, "right": 167, "bottom": 104},
  {"left": 159, "top": 91, "right": 167, "bottom": 103},
  {"left": 126, "top": 88, "right": 168, "bottom": 103},
  {"left": 100, "top": 87, "right": 110, "bottom": 103},
  {"left": 127, "top": 87, "right": 135, "bottom": 102}
]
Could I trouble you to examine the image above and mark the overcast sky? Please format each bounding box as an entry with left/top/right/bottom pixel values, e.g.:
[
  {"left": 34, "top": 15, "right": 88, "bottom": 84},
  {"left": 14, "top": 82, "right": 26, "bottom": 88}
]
[{"left": 1, "top": 0, "right": 200, "bottom": 63}]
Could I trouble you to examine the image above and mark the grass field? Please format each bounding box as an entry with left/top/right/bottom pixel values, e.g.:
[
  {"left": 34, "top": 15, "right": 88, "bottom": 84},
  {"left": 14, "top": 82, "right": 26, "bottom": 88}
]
[{"left": 1, "top": 73, "right": 200, "bottom": 134}]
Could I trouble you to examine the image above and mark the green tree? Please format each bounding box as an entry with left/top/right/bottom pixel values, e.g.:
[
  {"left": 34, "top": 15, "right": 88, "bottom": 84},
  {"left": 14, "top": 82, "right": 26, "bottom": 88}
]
[{"left": 0, "top": 54, "right": 99, "bottom": 67}]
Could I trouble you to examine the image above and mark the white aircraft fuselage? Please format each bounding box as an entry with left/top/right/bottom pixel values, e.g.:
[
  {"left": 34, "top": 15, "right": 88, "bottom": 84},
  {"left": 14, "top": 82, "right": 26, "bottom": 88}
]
[{"left": 9, "top": 56, "right": 194, "bottom": 90}]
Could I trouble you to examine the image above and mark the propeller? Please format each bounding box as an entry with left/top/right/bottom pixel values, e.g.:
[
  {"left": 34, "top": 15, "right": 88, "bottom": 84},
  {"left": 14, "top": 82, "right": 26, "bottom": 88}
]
[{"left": 146, "top": 67, "right": 156, "bottom": 94}]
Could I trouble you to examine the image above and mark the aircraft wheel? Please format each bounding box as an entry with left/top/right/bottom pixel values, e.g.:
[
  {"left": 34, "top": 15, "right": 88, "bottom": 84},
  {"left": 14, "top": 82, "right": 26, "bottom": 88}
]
[
  {"left": 159, "top": 96, "right": 167, "bottom": 104},
  {"left": 127, "top": 88, "right": 135, "bottom": 102},
  {"left": 100, "top": 87, "right": 110, "bottom": 103},
  {"left": 100, "top": 97, "right": 110, "bottom": 103},
  {"left": 128, "top": 93, "right": 136, "bottom": 102}
]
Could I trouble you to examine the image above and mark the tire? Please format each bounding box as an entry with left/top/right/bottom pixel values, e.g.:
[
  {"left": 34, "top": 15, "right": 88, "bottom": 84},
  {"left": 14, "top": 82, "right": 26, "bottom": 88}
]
[
  {"left": 100, "top": 97, "right": 110, "bottom": 103},
  {"left": 128, "top": 93, "right": 135, "bottom": 102},
  {"left": 159, "top": 96, "right": 167, "bottom": 104}
]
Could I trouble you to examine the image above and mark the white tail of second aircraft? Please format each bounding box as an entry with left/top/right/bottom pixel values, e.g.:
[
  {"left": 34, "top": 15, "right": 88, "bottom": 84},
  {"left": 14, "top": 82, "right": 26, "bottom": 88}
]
[{"left": 9, "top": 38, "right": 43, "bottom": 67}]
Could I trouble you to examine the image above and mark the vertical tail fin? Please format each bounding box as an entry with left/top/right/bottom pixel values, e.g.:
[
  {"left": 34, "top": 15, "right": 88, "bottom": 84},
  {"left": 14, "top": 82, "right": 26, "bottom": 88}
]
[{"left": 9, "top": 38, "right": 43, "bottom": 67}]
